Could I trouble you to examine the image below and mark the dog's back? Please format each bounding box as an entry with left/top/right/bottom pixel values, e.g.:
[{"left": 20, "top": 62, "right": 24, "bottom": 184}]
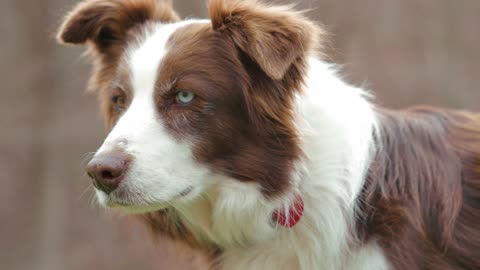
[{"left": 358, "top": 107, "right": 480, "bottom": 269}]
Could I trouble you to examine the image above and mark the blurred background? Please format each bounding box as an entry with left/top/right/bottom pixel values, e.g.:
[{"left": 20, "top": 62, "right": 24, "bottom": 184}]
[{"left": 1, "top": 0, "right": 479, "bottom": 269}]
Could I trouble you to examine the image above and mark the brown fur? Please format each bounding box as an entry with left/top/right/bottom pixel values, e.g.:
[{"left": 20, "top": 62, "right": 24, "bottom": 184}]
[
  {"left": 209, "top": 0, "right": 321, "bottom": 80},
  {"left": 357, "top": 107, "right": 480, "bottom": 269},
  {"left": 57, "top": 0, "right": 178, "bottom": 48}
]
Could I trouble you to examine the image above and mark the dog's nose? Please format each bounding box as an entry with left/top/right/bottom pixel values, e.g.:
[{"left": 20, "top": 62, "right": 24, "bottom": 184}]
[{"left": 86, "top": 150, "right": 131, "bottom": 194}]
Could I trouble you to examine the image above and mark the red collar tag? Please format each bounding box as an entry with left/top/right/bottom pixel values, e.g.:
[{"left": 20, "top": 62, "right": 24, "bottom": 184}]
[{"left": 272, "top": 195, "right": 304, "bottom": 228}]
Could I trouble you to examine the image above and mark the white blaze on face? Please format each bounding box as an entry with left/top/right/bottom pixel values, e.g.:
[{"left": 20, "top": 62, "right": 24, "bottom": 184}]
[{"left": 94, "top": 20, "right": 212, "bottom": 212}]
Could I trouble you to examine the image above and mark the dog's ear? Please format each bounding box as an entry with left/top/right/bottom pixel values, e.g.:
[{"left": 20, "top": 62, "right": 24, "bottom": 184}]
[
  {"left": 209, "top": 0, "right": 320, "bottom": 80},
  {"left": 57, "top": 0, "right": 179, "bottom": 52}
]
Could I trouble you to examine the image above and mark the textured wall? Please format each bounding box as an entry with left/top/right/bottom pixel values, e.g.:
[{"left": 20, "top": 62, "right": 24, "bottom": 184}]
[{"left": 0, "top": 0, "right": 478, "bottom": 269}]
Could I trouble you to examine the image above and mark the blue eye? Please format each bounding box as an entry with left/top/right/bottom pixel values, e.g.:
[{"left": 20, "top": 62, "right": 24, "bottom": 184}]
[{"left": 176, "top": 91, "right": 195, "bottom": 105}]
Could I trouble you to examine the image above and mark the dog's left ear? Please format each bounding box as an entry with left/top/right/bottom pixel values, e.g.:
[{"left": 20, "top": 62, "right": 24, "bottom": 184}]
[{"left": 209, "top": 0, "right": 320, "bottom": 80}]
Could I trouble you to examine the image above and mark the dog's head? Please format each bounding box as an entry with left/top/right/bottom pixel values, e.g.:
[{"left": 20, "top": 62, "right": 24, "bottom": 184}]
[{"left": 58, "top": 0, "right": 319, "bottom": 214}]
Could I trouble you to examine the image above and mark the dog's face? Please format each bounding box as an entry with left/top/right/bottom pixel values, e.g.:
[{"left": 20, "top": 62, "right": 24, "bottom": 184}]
[{"left": 58, "top": 0, "right": 319, "bottom": 213}]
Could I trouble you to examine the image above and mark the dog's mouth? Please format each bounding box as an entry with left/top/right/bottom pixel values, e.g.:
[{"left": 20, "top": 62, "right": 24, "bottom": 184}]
[{"left": 96, "top": 185, "right": 196, "bottom": 213}]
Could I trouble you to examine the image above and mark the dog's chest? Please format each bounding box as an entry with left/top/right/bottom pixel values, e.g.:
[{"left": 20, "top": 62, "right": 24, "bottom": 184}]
[{"left": 217, "top": 241, "right": 390, "bottom": 270}]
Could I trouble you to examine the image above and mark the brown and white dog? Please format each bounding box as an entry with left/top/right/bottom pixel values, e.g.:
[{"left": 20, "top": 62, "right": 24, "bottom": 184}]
[{"left": 57, "top": 0, "right": 480, "bottom": 269}]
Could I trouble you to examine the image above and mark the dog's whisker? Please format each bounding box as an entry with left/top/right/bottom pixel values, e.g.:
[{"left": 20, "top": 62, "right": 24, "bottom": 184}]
[
  {"left": 81, "top": 152, "right": 97, "bottom": 167},
  {"left": 78, "top": 183, "right": 94, "bottom": 201}
]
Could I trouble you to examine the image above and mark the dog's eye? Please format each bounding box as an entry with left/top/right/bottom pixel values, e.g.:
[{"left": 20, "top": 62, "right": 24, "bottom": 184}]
[
  {"left": 110, "top": 86, "right": 128, "bottom": 111},
  {"left": 176, "top": 91, "right": 195, "bottom": 105},
  {"left": 112, "top": 95, "right": 127, "bottom": 111}
]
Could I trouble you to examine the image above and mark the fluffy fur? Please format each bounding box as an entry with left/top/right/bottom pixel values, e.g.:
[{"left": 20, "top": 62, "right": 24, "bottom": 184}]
[{"left": 57, "top": 0, "right": 480, "bottom": 269}]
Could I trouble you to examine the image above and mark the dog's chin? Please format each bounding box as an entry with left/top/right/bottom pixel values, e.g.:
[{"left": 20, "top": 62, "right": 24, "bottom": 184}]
[{"left": 95, "top": 187, "right": 196, "bottom": 214}]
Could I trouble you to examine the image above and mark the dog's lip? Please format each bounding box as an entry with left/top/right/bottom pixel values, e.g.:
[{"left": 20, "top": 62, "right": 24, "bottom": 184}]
[
  {"left": 102, "top": 186, "right": 195, "bottom": 208},
  {"left": 104, "top": 196, "right": 169, "bottom": 210}
]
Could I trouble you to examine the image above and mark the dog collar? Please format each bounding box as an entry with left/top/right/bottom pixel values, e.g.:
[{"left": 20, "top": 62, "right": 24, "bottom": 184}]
[{"left": 272, "top": 195, "right": 304, "bottom": 228}]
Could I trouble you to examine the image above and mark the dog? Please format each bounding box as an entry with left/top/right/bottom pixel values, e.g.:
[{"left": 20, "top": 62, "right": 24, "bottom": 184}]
[{"left": 57, "top": 0, "right": 480, "bottom": 269}]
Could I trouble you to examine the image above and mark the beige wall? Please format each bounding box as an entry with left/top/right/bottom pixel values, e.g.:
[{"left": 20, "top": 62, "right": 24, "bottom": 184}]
[{"left": 1, "top": 0, "right": 478, "bottom": 269}]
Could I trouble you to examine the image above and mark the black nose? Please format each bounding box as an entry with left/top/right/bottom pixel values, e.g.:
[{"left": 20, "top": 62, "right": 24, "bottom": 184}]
[{"left": 86, "top": 150, "right": 131, "bottom": 194}]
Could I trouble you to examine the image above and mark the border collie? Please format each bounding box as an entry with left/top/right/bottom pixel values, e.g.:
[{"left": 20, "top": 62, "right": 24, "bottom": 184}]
[{"left": 57, "top": 0, "right": 480, "bottom": 269}]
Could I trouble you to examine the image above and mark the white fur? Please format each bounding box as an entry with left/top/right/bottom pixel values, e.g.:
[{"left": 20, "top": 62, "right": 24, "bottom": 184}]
[{"left": 92, "top": 21, "right": 390, "bottom": 269}]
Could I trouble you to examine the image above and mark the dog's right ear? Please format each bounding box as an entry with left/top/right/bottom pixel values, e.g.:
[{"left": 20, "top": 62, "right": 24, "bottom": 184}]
[
  {"left": 57, "top": 0, "right": 179, "bottom": 53},
  {"left": 209, "top": 0, "right": 320, "bottom": 80}
]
